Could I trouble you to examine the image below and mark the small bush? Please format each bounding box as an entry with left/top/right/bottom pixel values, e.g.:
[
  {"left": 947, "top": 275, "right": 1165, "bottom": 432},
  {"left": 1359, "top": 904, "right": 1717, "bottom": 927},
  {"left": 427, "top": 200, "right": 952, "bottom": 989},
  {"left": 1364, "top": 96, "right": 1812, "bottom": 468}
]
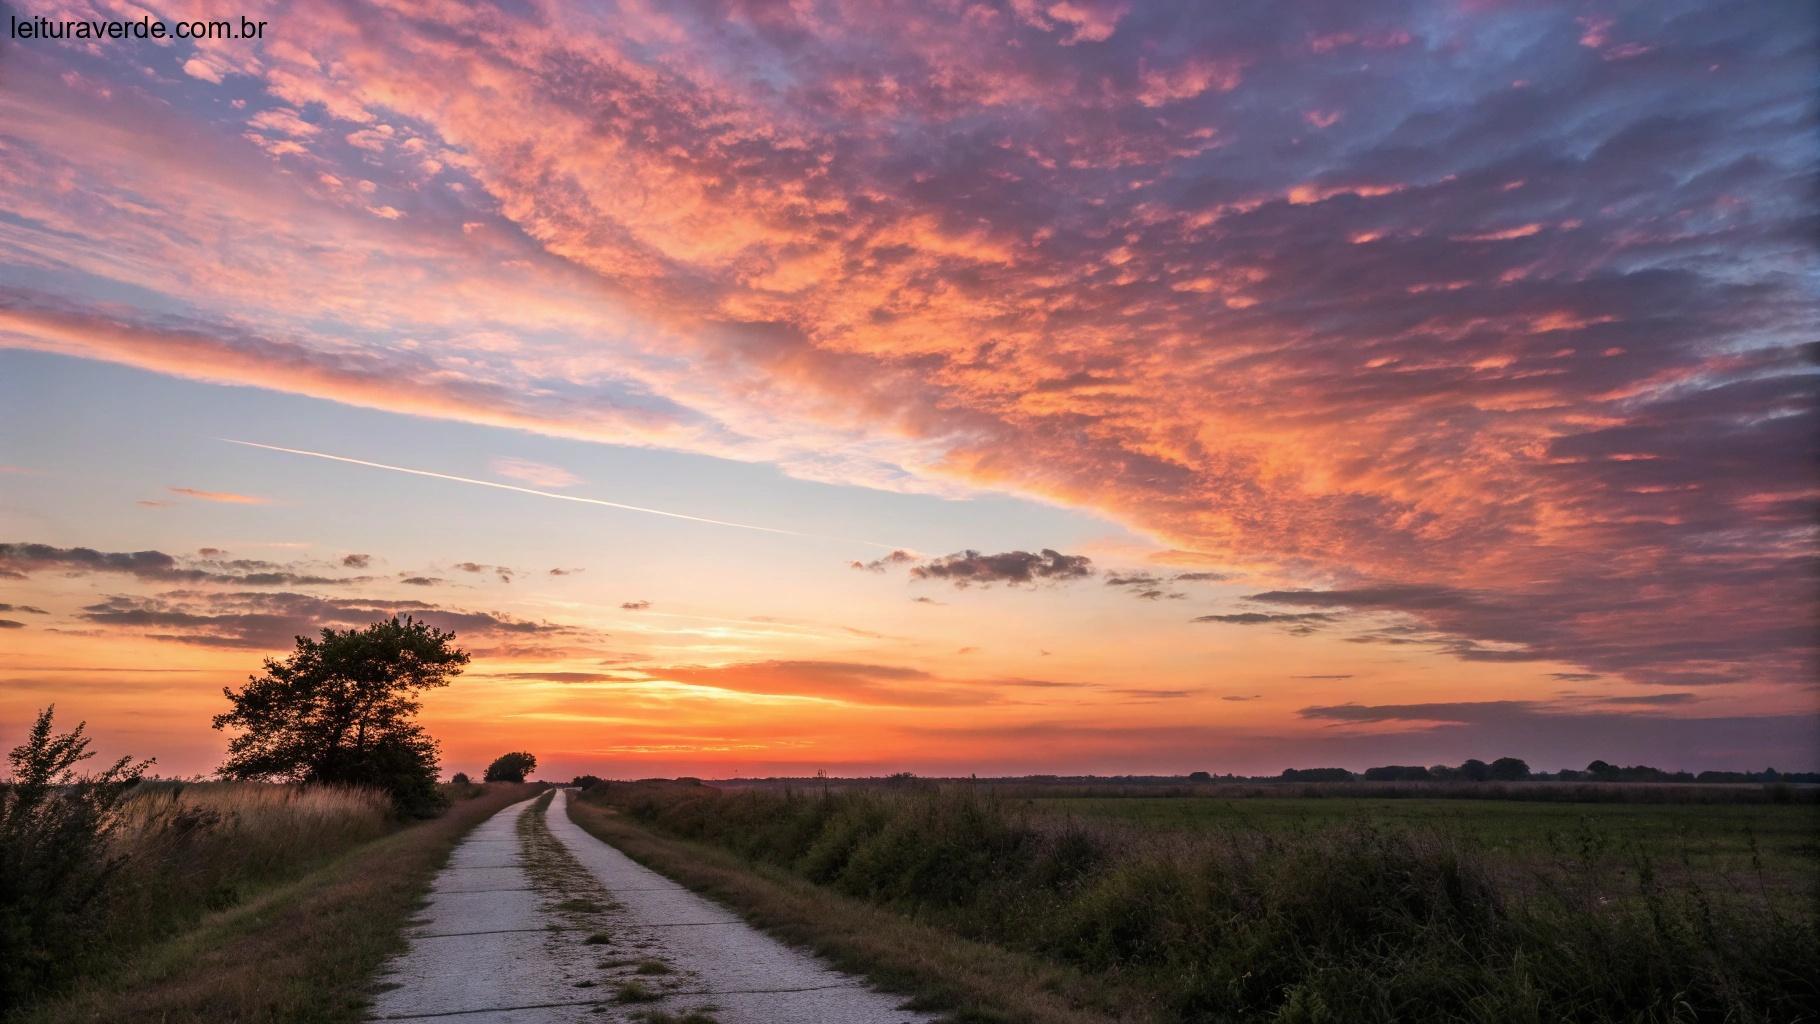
[
  {"left": 0, "top": 707, "right": 150, "bottom": 1005},
  {"left": 1, "top": 709, "right": 396, "bottom": 1012},
  {"left": 615, "top": 979, "right": 662, "bottom": 1003}
]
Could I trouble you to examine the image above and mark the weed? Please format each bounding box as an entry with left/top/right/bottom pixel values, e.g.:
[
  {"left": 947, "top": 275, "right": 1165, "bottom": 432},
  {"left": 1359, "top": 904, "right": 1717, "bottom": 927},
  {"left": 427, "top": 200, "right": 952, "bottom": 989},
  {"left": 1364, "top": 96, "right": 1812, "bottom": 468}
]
[
  {"left": 614, "top": 979, "right": 662, "bottom": 1003},
  {"left": 637, "top": 1010, "right": 720, "bottom": 1024}
]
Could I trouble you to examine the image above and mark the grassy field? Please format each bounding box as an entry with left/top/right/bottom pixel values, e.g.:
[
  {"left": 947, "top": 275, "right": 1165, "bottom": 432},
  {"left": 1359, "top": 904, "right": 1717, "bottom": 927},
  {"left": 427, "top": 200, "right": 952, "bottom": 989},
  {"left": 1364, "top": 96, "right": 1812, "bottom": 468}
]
[
  {"left": 1020, "top": 795, "right": 1820, "bottom": 890},
  {"left": 10, "top": 781, "right": 536, "bottom": 1023},
  {"left": 579, "top": 781, "right": 1820, "bottom": 1024}
]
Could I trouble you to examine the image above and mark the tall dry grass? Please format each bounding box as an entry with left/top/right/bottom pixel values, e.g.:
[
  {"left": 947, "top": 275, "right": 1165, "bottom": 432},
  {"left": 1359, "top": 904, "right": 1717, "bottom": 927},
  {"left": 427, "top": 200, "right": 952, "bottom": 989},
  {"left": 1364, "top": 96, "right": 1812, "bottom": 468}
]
[
  {"left": 101, "top": 782, "right": 393, "bottom": 939},
  {"left": 3, "top": 779, "right": 397, "bottom": 1011},
  {"left": 14, "top": 784, "right": 533, "bottom": 1024},
  {"left": 114, "top": 781, "right": 393, "bottom": 889}
]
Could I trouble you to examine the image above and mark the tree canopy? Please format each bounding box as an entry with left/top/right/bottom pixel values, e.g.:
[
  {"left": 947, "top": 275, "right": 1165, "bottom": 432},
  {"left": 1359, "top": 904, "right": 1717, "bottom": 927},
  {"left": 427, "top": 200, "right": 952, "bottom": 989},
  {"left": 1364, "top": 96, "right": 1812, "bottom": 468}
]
[
  {"left": 1489, "top": 757, "right": 1531, "bottom": 781},
  {"left": 484, "top": 751, "right": 537, "bottom": 783},
  {"left": 212, "top": 617, "right": 467, "bottom": 817}
]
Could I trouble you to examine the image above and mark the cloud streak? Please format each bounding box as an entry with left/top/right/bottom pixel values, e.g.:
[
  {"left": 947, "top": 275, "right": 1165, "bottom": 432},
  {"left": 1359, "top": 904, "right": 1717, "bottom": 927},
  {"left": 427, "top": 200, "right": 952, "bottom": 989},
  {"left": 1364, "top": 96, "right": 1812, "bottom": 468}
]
[{"left": 225, "top": 439, "right": 894, "bottom": 547}]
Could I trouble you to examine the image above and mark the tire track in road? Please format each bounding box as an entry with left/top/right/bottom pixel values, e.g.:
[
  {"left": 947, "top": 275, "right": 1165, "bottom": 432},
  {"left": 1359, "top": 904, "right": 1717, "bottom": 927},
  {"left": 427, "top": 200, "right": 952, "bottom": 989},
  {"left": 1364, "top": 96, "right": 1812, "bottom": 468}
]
[{"left": 368, "top": 790, "right": 934, "bottom": 1024}]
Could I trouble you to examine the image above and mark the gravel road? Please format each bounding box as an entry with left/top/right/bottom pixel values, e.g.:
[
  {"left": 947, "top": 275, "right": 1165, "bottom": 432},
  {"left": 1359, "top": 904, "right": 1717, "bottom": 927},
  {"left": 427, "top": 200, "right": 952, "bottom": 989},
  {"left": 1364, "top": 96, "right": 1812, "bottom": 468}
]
[{"left": 368, "top": 789, "right": 935, "bottom": 1023}]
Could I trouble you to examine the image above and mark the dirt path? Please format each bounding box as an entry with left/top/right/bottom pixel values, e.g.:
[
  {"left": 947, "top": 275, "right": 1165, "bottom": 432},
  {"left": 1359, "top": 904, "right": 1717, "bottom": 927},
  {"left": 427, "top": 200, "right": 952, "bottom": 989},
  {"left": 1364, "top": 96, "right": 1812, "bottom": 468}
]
[{"left": 368, "top": 789, "right": 934, "bottom": 1024}]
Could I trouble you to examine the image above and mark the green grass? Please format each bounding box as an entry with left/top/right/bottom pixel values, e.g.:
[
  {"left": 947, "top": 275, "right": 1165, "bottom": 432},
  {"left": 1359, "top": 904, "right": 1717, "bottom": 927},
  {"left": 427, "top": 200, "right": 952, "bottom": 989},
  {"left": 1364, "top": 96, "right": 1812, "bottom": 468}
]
[
  {"left": 581, "top": 781, "right": 1820, "bottom": 1024},
  {"left": 1023, "top": 796, "right": 1820, "bottom": 886}
]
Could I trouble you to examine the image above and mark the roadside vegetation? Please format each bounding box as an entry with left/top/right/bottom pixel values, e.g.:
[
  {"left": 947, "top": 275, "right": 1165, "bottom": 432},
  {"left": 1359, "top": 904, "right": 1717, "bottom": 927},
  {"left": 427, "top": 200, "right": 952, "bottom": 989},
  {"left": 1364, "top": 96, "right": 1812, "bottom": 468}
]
[
  {"left": 575, "top": 780, "right": 1820, "bottom": 1024},
  {"left": 16, "top": 781, "right": 532, "bottom": 1023},
  {"left": 568, "top": 787, "right": 1134, "bottom": 1024},
  {"left": 1, "top": 616, "right": 534, "bottom": 1022}
]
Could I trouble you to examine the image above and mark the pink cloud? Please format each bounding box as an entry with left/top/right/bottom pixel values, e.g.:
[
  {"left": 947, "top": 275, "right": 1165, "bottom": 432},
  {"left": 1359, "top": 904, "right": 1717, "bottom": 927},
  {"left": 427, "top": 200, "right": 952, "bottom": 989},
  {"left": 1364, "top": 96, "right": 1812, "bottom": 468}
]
[
  {"left": 168, "top": 487, "right": 270, "bottom": 505},
  {"left": 489, "top": 457, "right": 582, "bottom": 488}
]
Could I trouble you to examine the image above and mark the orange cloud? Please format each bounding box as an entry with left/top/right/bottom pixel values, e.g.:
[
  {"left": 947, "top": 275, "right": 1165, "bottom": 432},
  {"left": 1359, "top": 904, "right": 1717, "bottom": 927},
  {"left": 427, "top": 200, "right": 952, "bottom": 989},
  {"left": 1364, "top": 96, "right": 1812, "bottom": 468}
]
[{"left": 168, "top": 487, "right": 270, "bottom": 505}]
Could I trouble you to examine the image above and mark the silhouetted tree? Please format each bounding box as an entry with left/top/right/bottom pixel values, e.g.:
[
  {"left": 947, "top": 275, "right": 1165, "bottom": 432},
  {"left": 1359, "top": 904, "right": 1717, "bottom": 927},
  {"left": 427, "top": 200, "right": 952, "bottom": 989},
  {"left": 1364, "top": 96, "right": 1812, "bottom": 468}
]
[
  {"left": 484, "top": 751, "right": 537, "bottom": 783},
  {"left": 212, "top": 617, "right": 467, "bottom": 817},
  {"left": 570, "top": 774, "right": 604, "bottom": 789},
  {"left": 1489, "top": 757, "right": 1531, "bottom": 781},
  {"left": 450, "top": 772, "right": 470, "bottom": 785},
  {"left": 1458, "top": 758, "right": 1492, "bottom": 782}
]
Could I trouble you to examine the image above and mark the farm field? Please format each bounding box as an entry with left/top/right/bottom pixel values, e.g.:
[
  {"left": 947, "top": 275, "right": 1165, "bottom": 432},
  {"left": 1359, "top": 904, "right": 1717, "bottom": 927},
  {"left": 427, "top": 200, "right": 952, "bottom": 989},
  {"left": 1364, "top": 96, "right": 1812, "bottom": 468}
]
[
  {"left": 1019, "top": 795, "right": 1820, "bottom": 890},
  {"left": 585, "top": 780, "right": 1820, "bottom": 1023}
]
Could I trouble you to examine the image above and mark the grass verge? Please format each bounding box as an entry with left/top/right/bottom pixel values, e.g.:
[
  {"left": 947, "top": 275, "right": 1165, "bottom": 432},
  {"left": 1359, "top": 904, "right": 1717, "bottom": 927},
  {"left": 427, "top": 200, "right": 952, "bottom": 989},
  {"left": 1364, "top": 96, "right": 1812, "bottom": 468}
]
[
  {"left": 15, "top": 783, "right": 538, "bottom": 1024},
  {"left": 566, "top": 794, "right": 1154, "bottom": 1024}
]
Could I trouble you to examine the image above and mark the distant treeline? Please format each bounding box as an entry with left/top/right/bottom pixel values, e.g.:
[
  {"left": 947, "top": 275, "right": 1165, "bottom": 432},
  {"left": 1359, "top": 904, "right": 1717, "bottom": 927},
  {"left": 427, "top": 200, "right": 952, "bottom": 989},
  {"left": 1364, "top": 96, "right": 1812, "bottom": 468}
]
[
  {"left": 712, "top": 761, "right": 1819, "bottom": 788},
  {"left": 1278, "top": 759, "right": 1820, "bottom": 784},
  {"left": 698, "top": 762, "right": 1819, "bottom": 805}
]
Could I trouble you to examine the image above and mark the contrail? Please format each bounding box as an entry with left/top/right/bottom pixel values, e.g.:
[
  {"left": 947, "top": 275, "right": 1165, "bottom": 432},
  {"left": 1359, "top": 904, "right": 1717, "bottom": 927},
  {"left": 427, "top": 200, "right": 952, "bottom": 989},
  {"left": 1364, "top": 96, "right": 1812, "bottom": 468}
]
[{"left": 223, "top": 439, "right": 896, "bottom": 548}]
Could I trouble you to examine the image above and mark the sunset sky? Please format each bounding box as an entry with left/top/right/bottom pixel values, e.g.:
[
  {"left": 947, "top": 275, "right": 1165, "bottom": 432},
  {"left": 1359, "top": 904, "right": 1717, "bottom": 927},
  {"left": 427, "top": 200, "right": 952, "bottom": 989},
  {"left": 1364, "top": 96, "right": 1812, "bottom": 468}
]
[{"left": 2, "top": 0, "right": 1815, "bottom": 781}]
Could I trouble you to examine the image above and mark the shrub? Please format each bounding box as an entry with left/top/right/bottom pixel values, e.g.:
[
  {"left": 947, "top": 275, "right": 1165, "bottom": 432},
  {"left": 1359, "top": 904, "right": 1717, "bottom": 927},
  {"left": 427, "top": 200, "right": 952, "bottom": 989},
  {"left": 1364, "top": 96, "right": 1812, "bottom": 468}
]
[
  {"left": 0, "top": 707, "right": 150, "bottom": 1005},
  {"left": 2, "top": 708, "right": 398, "bottom": 1013}
]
